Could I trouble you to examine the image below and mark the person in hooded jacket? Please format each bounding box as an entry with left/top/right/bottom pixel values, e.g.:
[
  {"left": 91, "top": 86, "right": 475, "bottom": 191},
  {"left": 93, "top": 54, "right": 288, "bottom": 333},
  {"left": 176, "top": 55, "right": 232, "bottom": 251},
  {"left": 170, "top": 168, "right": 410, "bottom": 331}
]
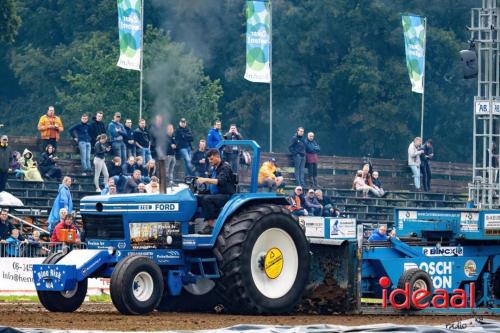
[
  {"left": 305, "top": 131, "right": 321, "bottom": 187},
  {"left": 38, "top": 144, "right": 62, "bottom": 181},
  {"left": 19, "top": 149, "right": 43, "bottom": 182},
  {"left": 47, "top": 177, "right": 73, "bottom": 233}
]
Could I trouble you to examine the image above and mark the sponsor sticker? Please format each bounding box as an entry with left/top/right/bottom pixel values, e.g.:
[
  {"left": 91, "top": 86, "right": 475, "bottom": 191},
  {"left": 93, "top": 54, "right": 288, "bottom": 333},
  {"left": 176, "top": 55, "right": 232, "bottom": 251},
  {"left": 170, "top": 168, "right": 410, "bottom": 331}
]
[
  {"left": 422, "top": 246, "right": 464, "bottom": 257},
  {"left": 460, "top": 212, "right": 479, "bottom": 232},
  {"left": 484, "top": 214, "right": 500, "bottom": 230},
  {"left": 464, "top": 260, "right": 477, "bottom": 277}
]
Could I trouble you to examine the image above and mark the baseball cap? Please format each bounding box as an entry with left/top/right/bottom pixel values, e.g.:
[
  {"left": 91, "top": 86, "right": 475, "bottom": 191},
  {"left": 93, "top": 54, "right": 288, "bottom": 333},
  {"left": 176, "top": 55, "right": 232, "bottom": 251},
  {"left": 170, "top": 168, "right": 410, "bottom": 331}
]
[
  {"left": 1, "top": 135, "right": 7, "bottom": 140},
  {"left": 269, "top": 157, "right": 277, "bottom": 163},
  {"left": 180, "top": 118, "right": 186, "bottom": 122},
  {"left": 295, "top": 186, "right": 302, "bottom": 191},
  {"left": 308, "top": 189, "right": 315, "bottom": 194}
]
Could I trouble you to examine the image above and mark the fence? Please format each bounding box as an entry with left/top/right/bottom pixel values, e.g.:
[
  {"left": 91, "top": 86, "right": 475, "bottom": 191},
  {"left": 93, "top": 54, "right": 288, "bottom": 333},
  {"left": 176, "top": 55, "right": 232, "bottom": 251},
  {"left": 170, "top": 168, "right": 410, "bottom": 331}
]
[{"left": 0, "top": 242, "right": 86, "bottom": 258}]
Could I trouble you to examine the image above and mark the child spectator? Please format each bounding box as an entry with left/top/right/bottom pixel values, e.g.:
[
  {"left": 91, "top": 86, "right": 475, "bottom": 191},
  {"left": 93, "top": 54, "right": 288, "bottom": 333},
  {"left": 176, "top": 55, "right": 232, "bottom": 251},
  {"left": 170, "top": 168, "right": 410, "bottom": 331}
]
[
  {"left": 69, "top": 113, "right": 92, "bottom": 175},
  {"left": 5, "top": 229, "right": 28, "bottom": 257},
  {"left": 305, "top": 189, "right": 323, "bottom": 216},
  {"left": 28, "top": 230, "right": 50, "bottom": 257},
  {"left": 258, "top": 158, "right": 284, "bottom": 192},
  {"left": 305, "top": 132, "right": 321, "bottom": 187},
  {"left": 94, "top": 134, "right": 111, "bottom": 192},
  {"left": 145, "top": 176, "right": 160, "bottom": 194},
  {"left": 19, "top": 149, "right": 43, "bottom": 182},
  {"left": 39, "top": 144, "right": 62, "bottom": 182},
  {"left": 372, "top": 171, "right": 386, "bottom": 197},
  {"left": 51, "top": 215, "right": 80, "bottom": 244},
  {"left": 287, "top": 186, "right": 308, "bottom": 216}
]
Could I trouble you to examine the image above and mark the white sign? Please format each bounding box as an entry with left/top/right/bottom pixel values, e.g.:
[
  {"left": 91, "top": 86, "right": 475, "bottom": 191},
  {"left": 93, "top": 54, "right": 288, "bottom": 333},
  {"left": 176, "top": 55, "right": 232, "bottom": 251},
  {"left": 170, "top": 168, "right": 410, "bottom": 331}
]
[
  {"left": 302, "top": 216, "right": 325, "bottom": 238},
  {"left": 484, "top": 214, "right": 500, "bottom": 230},
  {"left": 397, "top": 210, "right": 417, "bottom": 230},
  {"left": 460, "top": 212, "right": 479, "bottom": 232},
  {"left": 475, "top": 101, "right": 490, "bottom": 115},
  {"left": 138, "top": 203, "right": 179, "bottom": 211},
  {"left": 329, "top": 218, "right": 356, "bottom": 238},
  {"left": 0, "top": 257, "right": 109, "bottom": 296},
  {"left": 493, "top": 102, "right": 500, "bottom": 114},
  {"left": 423, "top": 246, "right": 464, "bottom": 257}
]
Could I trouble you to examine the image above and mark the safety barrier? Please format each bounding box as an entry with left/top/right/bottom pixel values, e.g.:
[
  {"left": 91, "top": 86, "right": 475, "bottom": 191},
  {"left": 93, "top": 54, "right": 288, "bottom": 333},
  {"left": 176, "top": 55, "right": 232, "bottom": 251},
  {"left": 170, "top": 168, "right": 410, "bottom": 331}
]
[{"left": 0, "top": 242, "right": 86, "bottom": 258}]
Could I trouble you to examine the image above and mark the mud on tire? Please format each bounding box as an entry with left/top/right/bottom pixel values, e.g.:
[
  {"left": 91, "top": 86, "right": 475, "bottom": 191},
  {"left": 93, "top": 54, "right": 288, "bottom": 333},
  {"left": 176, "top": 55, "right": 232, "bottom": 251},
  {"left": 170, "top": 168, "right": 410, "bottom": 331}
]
[{"left": 214, "top": 204, "right": 310, "bottom": 314}]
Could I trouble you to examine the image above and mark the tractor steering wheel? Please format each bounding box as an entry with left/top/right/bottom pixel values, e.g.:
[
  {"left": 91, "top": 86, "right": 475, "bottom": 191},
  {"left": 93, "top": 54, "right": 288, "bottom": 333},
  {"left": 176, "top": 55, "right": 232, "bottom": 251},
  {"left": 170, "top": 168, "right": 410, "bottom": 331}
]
[{"left": 184, "top": 176, "right": 208, "bottom": 194}]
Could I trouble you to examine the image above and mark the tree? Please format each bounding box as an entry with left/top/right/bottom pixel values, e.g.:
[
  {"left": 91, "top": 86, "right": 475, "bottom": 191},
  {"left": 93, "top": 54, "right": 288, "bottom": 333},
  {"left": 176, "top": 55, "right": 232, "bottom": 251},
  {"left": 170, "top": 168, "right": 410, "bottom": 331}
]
[{"left": 0, "top": 0, "right": 21, "bottom": 43}]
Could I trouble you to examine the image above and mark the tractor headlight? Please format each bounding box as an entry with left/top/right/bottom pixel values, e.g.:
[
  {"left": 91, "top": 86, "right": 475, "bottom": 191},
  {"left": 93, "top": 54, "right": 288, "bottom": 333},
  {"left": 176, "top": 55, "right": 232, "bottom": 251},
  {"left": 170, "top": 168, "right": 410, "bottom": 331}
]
[
  {"left": 166, "top": 236, "right": 173, "bottom": 245},
  {"left": 107, "top": 246, "right": 116, "bottom": 256}
]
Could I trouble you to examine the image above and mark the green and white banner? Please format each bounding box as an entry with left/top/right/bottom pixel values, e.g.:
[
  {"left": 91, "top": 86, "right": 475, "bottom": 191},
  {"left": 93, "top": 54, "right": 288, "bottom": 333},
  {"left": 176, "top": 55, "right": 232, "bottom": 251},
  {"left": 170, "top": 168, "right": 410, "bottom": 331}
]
[
  {"left": 117, "top": 0, "right": 142, "bottom": 71},
  {"left": 402, "top": 15, "right": 426, "bottom": 94},
  {"left": 245, "top": 1, "right": 271, "bottom": 83}
]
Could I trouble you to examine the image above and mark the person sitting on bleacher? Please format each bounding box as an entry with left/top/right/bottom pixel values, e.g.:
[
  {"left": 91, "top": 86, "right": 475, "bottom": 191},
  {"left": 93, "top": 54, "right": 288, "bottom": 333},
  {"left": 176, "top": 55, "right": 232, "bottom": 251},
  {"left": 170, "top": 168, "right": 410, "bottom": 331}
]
[
  {"left": 39, "top": 144, "right": 62, "bottom": 182},
  {"left": 51, "top": 215, "right": 80, "bottom": 244},
  {"left": 123, "top": 170, "right": 142, "bottom": 194},
  {"left": 145, "top": 176, "right": 160, "bottom": 194},
  {"left": 371, "top": 171, "right": 386, "bottom": 197},
  {"left": 18, "top": 149, "right": 43, "bottom": 182},
  {"left": 5, "top": 229, "right": 28, "bottom": 257},
  {"left": 258, "top": 158, "right": 284, "bottom": 193},
  {"left": 10, "top": 151, "right": 22, "bottom": 179},
  {"left": 101, "top": 178, "right": 116, "bottom": 195},
  {"left": 134, "top": 156, "right": 149, "bottom": 183},
  {"left": 122, "top": 156, "right": 136, "bottom": 177},
  {"left": 287, "top": 186, "right": 308, "bottom": 216},
  {"left": 47, "top": 177, "right": 73, "bottom": 233},
  {"left": 109, "top": 156, "right": 126, "bottom": 192},
  {"left": 314, "top": 189, "right": 336, "bottom": 217},
  {"left": 305, "top": 189, "right": 323, "bottom": 216}
]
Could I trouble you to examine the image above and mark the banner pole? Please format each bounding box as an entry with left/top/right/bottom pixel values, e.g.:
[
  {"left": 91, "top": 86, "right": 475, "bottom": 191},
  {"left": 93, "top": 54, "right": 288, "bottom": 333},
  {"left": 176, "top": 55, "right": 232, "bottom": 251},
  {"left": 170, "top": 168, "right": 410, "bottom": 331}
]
[
  {"left": 420, "top": 17, "right": 427, "bottom": 140},
  {"left": 139, "top": 0, "right": 144, "bottom": 120},
  {"left": 269, "top": 0, "right": 273, "bottom": 153}
]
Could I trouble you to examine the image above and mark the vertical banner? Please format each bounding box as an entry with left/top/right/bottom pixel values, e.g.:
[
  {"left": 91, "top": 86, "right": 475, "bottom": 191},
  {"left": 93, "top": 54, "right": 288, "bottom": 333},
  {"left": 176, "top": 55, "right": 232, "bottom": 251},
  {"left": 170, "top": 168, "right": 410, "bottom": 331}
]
[
  {"left": 402, "top": 15, "right": 426, "bottom": 94},
  {"left": 244, "top": 1, "right": 271, "bottom": 83},
  {"left": 117, "top": 0, "right": 142, "bottom": 71}
]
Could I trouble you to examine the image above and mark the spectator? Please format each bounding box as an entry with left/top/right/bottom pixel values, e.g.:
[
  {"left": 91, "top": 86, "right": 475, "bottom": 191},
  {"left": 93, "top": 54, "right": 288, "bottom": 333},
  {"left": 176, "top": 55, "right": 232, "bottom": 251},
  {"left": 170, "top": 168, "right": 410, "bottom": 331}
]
[
  {"left": 47, "top": 177, "right": 73, "bottom": 233},
  {"left": 371, "top": 171, "right": 386, "bottom": 197},
  {"left": 109, "top": 156, "right": 126, "bottom": 192},
  {"left": 195, "top": 149, "right": 236, "bottom": 234},
  {"left": 122, "top": 156, "right": 136, "bottom": 177},
  {"left": 288, "top": 186, "right": 308, "bottom": 216},
  {"left": 101, "top": 178, "right": 116, "bottom": 195},
  {"left": 145, "top": 159, "right": 157, "bottom": 179},
  {"left": 165, "top": 123, "right": 176, "bottom": 184},
  {"left": 37, "top": 106, "right": 64, "bottom": 151},
  {"left": 362, "top": 164, "right": 383, "bottom": 197},
  {"left": 174, "top": 118, "right": 195, "bottom": 176},
  {"left": 0, "top": 135, "right": 12, "bottom": 192},
  {"left": 149, "top": 115, "right": 164, "bottom": 160},
  {"left": 137, "top": 183, "right": 146, "bottom": 193},
  {"left": 420, "top": 139, "right": 434, "bottom": 192},
  {"left": 192, "top": 139, "right": 208, "bottom": 177},
  {"left": 305, "top": 189, "right": 323, "bottom": 216},
  {"left": 69, "top": 113, "right": 92, "bottom": 175},
  {"left": 314, "top": 189, "right": 336, "bottom": 217},
  {"left": 107, "top": 112, "right": 127, "bottom": 164},
  {"left": 258, "top": 158, "right": 284, "bottom": 192},
  {"left": 353, "top": 170, "right": 370, "bottom": 198},
  {"left": 28, "top": 230, "right": 49, "bottom": 257},
  {"left": 10, "top": 151, "right": 21, "bottom": 176},
  {"left": 19, "top": 149, "right": 43, "bottom": 182},
  {"left": 134, "top": 119, "right": 152, "bottom": 163},
  {"left": 145, "top": 176, "right": 160, "bottom": 194},
  {"left": 123, "top": 170, "right": 142, "bottom": 194},
  {"left": 5, "top": 229, "right": 28, "bottom": 257},
  {"left": 305, "top": 131, "right": 321, "bottom": 188},
  {"left": 367, "top": 225, "right": 393, "bottom": 242},
  {"left": 89, "top": 111, "right": 106, "bottom": 153},
  {"left": 108, "top": 184, "right": 117, "bottom": 195},
  {"left": 38, "top": 144, "right": 62, "bottom": 182},
  {"left": 124, "top": 119, "right": 136, "bottom": 158},
  {"left": 289, "top": 127, "right": 306, "bottom": 187},
  {"left": 207, "top": 120, "right": 222, "bottom": 149},
  {"left": 135, "top": 156, "right": 149, "bottom": 183},
  {"left": 223, "top": 124, "right": 242, "bottom": 172},
  {"left": 408, "top": 136, "right": 424, "bottom": 191},
  {"left": 0, "top": 209, "right": 17, "bottom": 242},
  {"left": 51, "top": 215, "right": 80, "bottom": 244},
  {"left": 94, "top": 134, "right": 111, "bottom": 192}
]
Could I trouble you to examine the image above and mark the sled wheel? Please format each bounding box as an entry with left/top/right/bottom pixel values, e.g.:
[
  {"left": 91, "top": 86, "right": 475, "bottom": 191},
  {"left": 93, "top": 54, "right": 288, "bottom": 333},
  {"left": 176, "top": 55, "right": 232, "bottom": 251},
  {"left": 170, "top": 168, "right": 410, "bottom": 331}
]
[
  {"left": 110, "top": 255, "right": 164, "bottom": 315},
  {"left": 157, "top": 278, "right": 220, "bottom": 312},
  {"left": 396, "top": 268, "right": 433, "bottom": 310},
  {"left": 214, "top": 204, "right": 310, "bottom": 314},
  {"left": 37, "top": 252, "right": 88, "bottom": 312}
]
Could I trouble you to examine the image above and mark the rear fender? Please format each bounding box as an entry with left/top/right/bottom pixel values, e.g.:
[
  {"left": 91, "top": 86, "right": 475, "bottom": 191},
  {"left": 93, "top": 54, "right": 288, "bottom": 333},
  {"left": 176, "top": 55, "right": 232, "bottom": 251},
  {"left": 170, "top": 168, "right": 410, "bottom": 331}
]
[{"left": 33, "top": 249, "right": 113, "bottom": 291}]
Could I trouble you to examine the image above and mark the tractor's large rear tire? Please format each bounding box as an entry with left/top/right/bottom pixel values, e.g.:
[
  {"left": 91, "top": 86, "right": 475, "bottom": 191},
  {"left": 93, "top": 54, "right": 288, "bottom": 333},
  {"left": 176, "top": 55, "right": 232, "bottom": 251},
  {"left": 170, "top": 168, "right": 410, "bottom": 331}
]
[
  {"left": 396, "top": 268, "right": 433, "bottom": 310},
  {"left": 214, "top": 204, "right": 310, "bottom": 314},
  {"left": 37, "top": 252, "right": 88, "bottom": 312},
  {"left": 110, "top": 255, "right": 164, "bottom": 315},
  {"left": 157, "top": 278, "right": 220, "bottom": 312}
]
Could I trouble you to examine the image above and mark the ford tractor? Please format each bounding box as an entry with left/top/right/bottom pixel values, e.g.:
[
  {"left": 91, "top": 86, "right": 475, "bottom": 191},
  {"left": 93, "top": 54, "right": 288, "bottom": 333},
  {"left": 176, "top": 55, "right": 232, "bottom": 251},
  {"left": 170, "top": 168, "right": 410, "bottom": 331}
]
[{"left": 32, "top": 140, "right": 311, "bottom": 315}]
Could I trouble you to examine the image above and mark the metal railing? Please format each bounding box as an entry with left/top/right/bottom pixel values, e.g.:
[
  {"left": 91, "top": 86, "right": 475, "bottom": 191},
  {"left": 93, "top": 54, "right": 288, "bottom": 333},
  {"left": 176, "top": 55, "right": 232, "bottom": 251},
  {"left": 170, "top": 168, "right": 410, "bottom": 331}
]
[{"left": 0, "top": 242, "right": 86, "bottom": 258}]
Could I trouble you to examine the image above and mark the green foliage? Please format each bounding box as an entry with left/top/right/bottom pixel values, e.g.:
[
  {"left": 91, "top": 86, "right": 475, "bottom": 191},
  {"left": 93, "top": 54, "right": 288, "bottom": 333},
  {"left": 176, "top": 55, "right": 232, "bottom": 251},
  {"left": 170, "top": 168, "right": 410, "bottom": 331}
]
[{"left": 0, "top": 0, "right": 21, "bottom": 43}]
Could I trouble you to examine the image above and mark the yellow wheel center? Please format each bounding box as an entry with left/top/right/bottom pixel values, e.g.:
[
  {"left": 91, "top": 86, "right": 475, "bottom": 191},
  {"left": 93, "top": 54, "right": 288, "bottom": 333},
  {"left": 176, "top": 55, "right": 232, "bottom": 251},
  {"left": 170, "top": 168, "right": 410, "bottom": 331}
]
[{"left": 264, "top": 247, "right": 284, "bottom": 279}]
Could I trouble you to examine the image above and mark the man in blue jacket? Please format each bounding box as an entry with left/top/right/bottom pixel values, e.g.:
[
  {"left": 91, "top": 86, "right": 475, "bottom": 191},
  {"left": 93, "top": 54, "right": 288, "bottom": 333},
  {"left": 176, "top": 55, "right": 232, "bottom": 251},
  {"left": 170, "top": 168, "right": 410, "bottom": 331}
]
[
  {"left": 107, "top": 112, "right": 127, "bottom": 165},
  {"left": 207, "top": 120, "right": 222, "bottom": 149},
  {"left": 69, "top": 114, "right": 92, "bottom": 174},
  {"left": 47, "top": 177, "right": 73, "bottom": 234},
  {"left": 368, "top": 225, "right": 395, "bottom": 242}
]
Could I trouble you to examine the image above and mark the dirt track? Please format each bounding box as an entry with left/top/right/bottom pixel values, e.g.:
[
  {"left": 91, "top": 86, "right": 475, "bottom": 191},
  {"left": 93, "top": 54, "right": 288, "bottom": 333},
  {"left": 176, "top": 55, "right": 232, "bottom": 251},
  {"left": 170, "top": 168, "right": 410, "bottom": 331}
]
[{"left": 0, "top": 302, "right": 495, "bottom": 331}]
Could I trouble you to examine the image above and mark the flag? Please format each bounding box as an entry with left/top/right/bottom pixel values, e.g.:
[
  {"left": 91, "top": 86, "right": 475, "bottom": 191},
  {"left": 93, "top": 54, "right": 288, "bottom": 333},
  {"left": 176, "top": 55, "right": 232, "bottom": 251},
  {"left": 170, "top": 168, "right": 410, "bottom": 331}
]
[
  {"left": 244, "top": 1, "right": 271, "bottom": 83},
  {"left": 402, "top": 15, "right": 426, "bottom": 94},
  {"left": 117, "top": 0, "right": 142, "bottom": 71}
]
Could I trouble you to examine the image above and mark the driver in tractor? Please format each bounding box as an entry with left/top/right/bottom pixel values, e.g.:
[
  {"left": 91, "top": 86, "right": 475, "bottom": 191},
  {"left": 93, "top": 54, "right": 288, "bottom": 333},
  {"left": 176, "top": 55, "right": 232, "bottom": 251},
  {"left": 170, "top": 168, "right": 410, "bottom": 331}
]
[{"left": 195, "top": 148, "right": 236, "bottom": 234}]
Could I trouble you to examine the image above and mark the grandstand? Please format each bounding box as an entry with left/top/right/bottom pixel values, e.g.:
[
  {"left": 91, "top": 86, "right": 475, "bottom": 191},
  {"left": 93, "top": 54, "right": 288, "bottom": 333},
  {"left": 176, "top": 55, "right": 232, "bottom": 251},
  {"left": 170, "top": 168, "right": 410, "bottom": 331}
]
[{"left": 2, "top": 136, "right": 470, "bottom": 238}]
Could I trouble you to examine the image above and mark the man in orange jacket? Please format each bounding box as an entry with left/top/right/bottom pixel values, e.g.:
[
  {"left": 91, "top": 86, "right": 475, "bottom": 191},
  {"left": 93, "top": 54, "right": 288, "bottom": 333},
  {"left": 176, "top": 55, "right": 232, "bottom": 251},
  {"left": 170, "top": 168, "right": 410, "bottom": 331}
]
[
  {"left": 37, "top": 106, "right": 64, "bottom": 151},
  {"left": 258, "top": 157, "right": 284, "bottom": 192}
]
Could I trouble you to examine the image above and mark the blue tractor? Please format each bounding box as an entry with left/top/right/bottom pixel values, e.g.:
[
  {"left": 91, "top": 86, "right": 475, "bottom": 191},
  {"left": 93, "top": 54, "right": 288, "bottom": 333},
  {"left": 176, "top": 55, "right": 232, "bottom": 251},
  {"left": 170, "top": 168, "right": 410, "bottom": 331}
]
[{"left": 32, "top": 140, "right": 311, "bottom": 315}]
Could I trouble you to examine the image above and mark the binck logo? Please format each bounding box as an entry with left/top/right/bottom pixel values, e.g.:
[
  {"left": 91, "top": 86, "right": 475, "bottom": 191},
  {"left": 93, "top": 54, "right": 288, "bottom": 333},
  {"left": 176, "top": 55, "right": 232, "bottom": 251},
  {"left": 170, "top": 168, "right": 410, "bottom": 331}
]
[{"left": 378, "top": 276, "right": 475, "bottom": 310}]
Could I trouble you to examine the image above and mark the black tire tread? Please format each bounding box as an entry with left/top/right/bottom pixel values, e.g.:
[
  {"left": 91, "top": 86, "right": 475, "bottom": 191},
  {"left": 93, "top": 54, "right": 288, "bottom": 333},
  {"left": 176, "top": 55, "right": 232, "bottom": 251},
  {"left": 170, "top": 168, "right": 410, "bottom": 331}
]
[{"left": 396, "top": 268, "right": 432, "bottom": 311}]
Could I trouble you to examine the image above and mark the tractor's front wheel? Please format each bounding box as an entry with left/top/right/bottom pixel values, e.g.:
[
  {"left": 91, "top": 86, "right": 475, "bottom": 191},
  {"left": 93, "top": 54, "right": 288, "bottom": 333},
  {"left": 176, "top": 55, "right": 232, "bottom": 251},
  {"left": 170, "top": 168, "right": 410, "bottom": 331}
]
[
  {"left": 214, "top": 204, "right": 310, "bottom": 314},
  {"left": 37, "top": 252, "right": 88, "bottom": 312},
  {"left": 110, "top": 255, "right": 164, "bottom": 315}
]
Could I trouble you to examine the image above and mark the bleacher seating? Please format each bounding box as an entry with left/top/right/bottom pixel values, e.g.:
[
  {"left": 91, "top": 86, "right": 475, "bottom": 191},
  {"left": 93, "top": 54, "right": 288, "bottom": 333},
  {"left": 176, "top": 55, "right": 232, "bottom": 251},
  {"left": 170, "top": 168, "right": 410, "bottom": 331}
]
[{"left": 2, "top": 136, "right": 471, "bottom": 234}]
